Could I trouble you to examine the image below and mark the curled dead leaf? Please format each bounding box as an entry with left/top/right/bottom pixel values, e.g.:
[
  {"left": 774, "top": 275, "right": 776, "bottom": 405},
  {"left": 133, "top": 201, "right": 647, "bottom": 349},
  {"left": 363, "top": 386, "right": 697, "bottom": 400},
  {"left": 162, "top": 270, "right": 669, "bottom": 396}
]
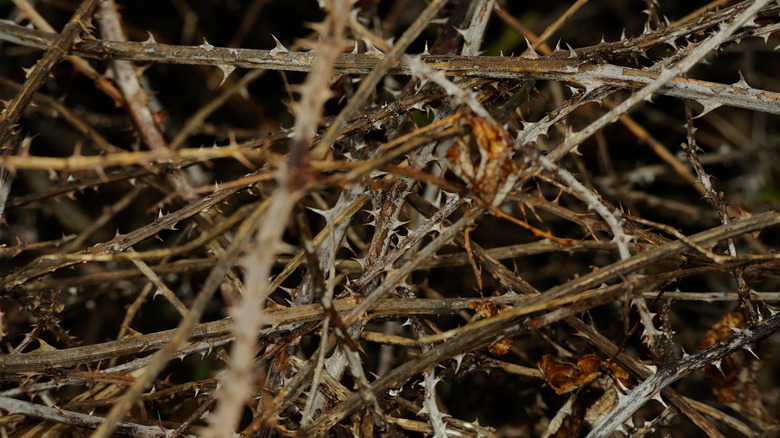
[{"left": 538, "top": 354, "right": 632, "bottom": 395}]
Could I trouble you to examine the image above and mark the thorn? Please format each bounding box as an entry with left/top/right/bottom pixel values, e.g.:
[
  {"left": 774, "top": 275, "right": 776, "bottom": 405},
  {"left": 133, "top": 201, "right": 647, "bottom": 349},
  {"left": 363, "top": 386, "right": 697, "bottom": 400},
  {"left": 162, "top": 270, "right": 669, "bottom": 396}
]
[
  {"left": 566, "top": 43, "right": 577, "bottom": 59},
  {"left": 354, "top": 256, "right": 369, "bottom": 270},
  {"left": 199, "top": 38, "right": 214, "bottom": 51},
  {"left": 307, "top": 205, "right": 337, "bottom": 223},
  {"left": 727, "top": 326, "right": 744, "bottom": 335},
  {"left": 732, "top": 71, "right": 750, "bottom": 89},
  {"left": 453, "top": 353, "right": 465, "bottom": 373},
  {"left": 615, "top": 379, "right": 631, "bottom": 394},
  {"left": 744, "top": 345, "right": 760, "bottom": 360},
  {"left": 363, "top": 38, "right": 384, "bottom": 57},
  {"left": 270, "top": 35, "right": 288, "bottom": 56},
  {"left": 142, "top": 32, "right": 157, "bottom": 45},
  {"left": 33, "top": 338, "right": 58, "bottom": 352},
  {"left": 217, "top": 64, "right": 236, "bottom": 87},
  {"left": 694, "top": 100, "right": 722, "bottom": 118},
  {"left": 652, "top": 392, "right": 668, "bottom": 407},
  {"left": 712, "top": 359, "right": 725, "bottom": 378},
  {"left": 122, "top": 327, "right": 143, "bottom": 338},
  {"left": 521, "top": 37, "right": 540, "bottom": 59}
]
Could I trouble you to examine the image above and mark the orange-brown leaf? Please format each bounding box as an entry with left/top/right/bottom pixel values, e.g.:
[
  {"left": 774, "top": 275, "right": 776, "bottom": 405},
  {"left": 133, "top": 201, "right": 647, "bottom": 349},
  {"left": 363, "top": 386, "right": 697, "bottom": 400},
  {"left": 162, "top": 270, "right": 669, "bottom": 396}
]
[
  {"left": 488, "top": 338, "right": 513, "bottom": 356},
  {"left": 538, "top": 354, "right": 632, "bottom": 395}
]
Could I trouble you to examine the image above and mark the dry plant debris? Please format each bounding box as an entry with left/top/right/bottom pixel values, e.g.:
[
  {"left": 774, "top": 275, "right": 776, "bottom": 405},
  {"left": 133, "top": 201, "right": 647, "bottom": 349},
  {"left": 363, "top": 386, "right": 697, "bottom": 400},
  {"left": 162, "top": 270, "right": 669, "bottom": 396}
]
[{"left": 0, "top": 0, "right": 780, "bottom": 436}]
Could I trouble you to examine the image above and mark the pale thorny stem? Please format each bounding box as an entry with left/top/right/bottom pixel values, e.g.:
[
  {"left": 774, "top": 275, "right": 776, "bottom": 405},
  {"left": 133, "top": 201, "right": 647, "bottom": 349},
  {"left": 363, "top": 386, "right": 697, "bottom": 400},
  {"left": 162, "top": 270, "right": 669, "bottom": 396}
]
[
  {"left": 205, "top": 0, "right": 350, "bottom": 435},
  {"left": 0, "top": 162, "right": 11, "bottom": 223},
  {"left": 262, "top": 193, "right": 369, "bottom": 298},
  {"left": 587, "top": 311, "right": 780, "bottom": 437},
  {"left": 343, "top": 341, "right": 383, "bottom": 418},
  {"left": 91, "top": 0, "right": 200, "bottom": 434},
  {"left": 542, "top": 0, "right": 772, "bottom": 357},
  {"left": 402, "top": 287, "right": 448, "bottom": 438},
  {"left": 300, "top": 217, "right": 338, "bottom": 427},
  {"left": 300, "top": 314, "right": 331, "bottom": 427},
  {"left": 312, "top": 154, "right": 439, "bottom": 415},
  {"left": 684, "top": 101, "right": 756, "bottom": 320},
  {"left": 305, "top": 212, "right": 780, "bottom": 434},
  {"left": 546, "top": 162, "right": 647, "bottom": 354},
  {"left": 405, "top": 56, "right": 492, "bottom": 119},
  {"left": 97, "top": 0, "right": 196, "bottom": 200},
  {"left": 255, "top": 195, "right": 467, "bottom": 436},
  {"left": 0, "top": 395, "right": 197, "bottom": 438},
  {"left": 311, "top": 0, "right": 450, "bottom": 159},
  {"left": 352, "top": 193, "right": 462, "bottom": 293},
  {"left": 2, "top": 1, "right": 778, "bottom": 436},
  {"left": 422, "top": 368, "right": 448, "bottom": 438},
  {"left": 588, "top": 1, "right": 774, "bottom": 435},
  {"left": 514, "top": 145, "right": 633, "bottom": 260},
  {"left": 517, "top": 145, "right": 651, "bottom": 344},
  {"left": 409, "top": 48, "right": 628, "bottom": 263},
  {"left": 0, "top": 135, "right": 25, "bottom": 224},
  {"left": 4, "top": 4, "right": 779, "bottom": 115},
  {"left": 285, "top": 9, "right": 447, "bottom": 398},
  {"left": 91, "top": 195, "right": 269, "bottom": 438},
  {"left": 343, "top": 207, "right": 480, "bottom": 329},
  {"left": 548, "top": 0, "right": 775, "bottom": 160},
  {"left": 301, "top": 210, "right": 342, "bottom": 428},
  {"left": 460, "top": 0, "right": 497, "bottom": 57},
  {"left": 294, "top": 185, "right": 365, "bottom": 306},
  {"left": 204, "top": 182, "right": 300, "bottom": 438}
]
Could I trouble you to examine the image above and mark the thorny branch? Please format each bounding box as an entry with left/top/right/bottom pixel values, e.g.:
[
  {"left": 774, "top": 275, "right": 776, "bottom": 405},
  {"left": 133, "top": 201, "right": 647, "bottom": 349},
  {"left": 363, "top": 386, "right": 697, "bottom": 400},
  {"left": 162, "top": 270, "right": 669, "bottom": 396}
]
[
  {"left": 1, "top": 20, "right": 779, "bottom": 115},
  {"left": 588, "top": 310, "right": 780, "bottom": 437},
  {"left": 1, "top": 0, "right": 779, "bottom": 436}
]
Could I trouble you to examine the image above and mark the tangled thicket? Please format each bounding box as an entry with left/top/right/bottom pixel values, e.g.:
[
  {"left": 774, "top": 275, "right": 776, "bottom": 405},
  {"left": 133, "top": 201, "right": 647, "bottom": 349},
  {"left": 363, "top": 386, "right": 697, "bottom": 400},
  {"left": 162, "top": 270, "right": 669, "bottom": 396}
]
[{"left": 1, "top": 0, "right": 780, "bottom": 436}]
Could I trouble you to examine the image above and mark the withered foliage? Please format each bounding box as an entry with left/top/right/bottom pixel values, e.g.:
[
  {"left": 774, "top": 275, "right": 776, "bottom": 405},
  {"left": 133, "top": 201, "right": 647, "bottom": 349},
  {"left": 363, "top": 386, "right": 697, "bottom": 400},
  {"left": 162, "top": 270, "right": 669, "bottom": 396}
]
[{"left": 1, "top": 0, "right": 780, "bottom": 437}]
